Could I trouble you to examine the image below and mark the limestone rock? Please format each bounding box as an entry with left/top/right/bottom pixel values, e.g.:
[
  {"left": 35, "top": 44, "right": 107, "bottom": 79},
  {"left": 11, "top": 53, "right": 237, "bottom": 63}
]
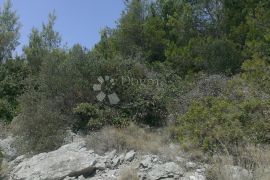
[
  {"left": 147, "top": 162, "right": 184, "bottom": 180},
  {"left": 9, "top": 140, "right": 100, "bottom": 180},
  {"left": 125, "top": 150, "right": 136, "bottom": 162},
  {"left": 0, "top": 136, "right": 17, "bottom": 160}
]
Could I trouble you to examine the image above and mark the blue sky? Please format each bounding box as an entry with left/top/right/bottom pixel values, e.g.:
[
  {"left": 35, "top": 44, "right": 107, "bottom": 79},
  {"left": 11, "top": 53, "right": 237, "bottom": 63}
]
[{"left": 0, "top": 0, "right": 125, "bottom": 54}]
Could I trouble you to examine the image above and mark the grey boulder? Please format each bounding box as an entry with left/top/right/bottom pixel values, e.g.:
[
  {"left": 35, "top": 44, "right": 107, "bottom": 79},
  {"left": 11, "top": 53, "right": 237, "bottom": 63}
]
[{"left": 9, "top": 141, "right": 100, "bottom": 180}]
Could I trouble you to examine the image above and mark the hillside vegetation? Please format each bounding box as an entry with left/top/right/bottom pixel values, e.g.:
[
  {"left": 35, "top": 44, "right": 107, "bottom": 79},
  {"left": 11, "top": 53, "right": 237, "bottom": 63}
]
[{"left": 0, "top": 0, "right": 270, "bottom": 178}]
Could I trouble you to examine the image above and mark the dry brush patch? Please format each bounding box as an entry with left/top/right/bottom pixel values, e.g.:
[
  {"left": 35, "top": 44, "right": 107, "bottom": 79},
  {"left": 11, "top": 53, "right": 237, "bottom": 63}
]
[
  {"left": 118, "top": 167, "right": 139, "bottom": 180},
  {"left": 0, "top": 122, "right": 9, "bottom": 139},
  {"left": 207, "top": 144, "right": 270, "bottom": 180},
  {"left": 85, "top": 123, "right": 182, "bottom": 159}
]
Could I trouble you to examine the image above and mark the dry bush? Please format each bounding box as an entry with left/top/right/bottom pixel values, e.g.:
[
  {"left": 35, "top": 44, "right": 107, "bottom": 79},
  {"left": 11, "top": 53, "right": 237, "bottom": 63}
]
[
  {"left": 118, "top": 168, "right": 139, "bottom": 180},
  {"left": 168, "top": 74, "right": 229, "bottom": 116},
  {"left": 86, "top": 123, "right": 180, "bottom": 158},
  {"left": 0, "top": 122, "right": 9, "bottom": 139},
  {"left": 206, "top": 145, "right": 270, "bottom": 180}
]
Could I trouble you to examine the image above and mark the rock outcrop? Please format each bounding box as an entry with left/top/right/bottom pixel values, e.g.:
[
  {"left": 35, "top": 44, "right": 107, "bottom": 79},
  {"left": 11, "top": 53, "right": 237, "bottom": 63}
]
[
  {"left": 1, "top": 137, "right": 209, "bottom": 180},
  {"left": 8, "top": 141, "right": 99, "bottom": 180},
  {"left": 0, "top": 136, "right": 17, "bottom": 161}
]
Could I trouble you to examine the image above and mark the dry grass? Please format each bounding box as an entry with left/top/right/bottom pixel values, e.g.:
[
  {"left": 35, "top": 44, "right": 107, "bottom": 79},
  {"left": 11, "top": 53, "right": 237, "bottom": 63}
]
[
  {"left": 85, "top": 123, "right": 181, "bottom": 159},
  {"left": 207, "top": 144, "right": 270, "bottom": 180},
  {"left": 118, "top": 167, "right": 139, "bottom": 180},
  {"left": 0, "top": 122, "right": 9, "bottom": 139}
]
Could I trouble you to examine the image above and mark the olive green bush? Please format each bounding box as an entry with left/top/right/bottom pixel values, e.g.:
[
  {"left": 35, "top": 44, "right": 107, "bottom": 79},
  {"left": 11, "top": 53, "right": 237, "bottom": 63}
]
[
  {"left": 12, "top": 92, "right": 69, "bottom": 153},
  {"left": 171, "top": 96, "right": 270, "bottom": 152},
  {"left": 73, "top": 103, "right": 129, "bottom": 131},
  {"left": 0, "top": 99, "right": 13, "bottom": 123},
  {"left": 0, "top": 60, "right": 29, "bottom": 122}
]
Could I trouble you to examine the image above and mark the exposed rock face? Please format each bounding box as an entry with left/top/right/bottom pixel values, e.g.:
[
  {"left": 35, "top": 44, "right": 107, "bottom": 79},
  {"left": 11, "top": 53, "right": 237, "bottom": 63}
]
[
  {"left": 0, "top": 136, "right": 17, "bottom": 160},
  {"left": 145, "top": 162, "right": 184, "bottom": 179},
  {"left": 9, "top": 141, "right": 99, "bottom": 180},
  {"left": 124, "top": 150, "right": 136, "bottom": 162},
  {"left": 6, "top": 138, "right": 207, "bottom": 180}
]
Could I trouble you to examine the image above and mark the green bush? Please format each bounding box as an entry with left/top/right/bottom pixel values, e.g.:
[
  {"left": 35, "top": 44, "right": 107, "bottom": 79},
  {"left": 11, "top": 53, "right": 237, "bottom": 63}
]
[
  {"left": 241, "top": 56, "right": 270, "bottom": 94},
  {"left": 121, "top": 84, "right": 168, "bottom": 126},
  {"left": 73, "top": 103, "right": 129, "bottom": 131},
  {"left": 203, "top": 39, "right": 243, "bottom": 74},
  {"left": 0, "top": 99, "right": 13, "bottom": 122},
  {"left": 12, "top": 92, "right": 69, "bottom": 154},
  {"left": 73, "top": 103, "right": 99, "bottom": 131},
  {"left": 0, "top": 59, "right": 29, "bottom": 123},
  {"left": 171, "top": 97, "right": 270, "bottom": 152}
]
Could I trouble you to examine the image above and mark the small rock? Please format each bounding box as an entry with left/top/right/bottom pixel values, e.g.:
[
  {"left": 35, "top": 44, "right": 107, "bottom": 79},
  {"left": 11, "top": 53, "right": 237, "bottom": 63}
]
[
  {"left": 77, "top": 175, "right": 86, "bottom": 180},
  {"left": 147, "top": 162, "right": 184, "bottom": 180},
  {"left": 95, "top": 157, "right": 107, "bottom": 170},
  {"left": 186, "top": 162, "right": 197, "bottom": 169},
  {"left": 189, "top": 173, "right": 206, "bottom": 180},
  {"left": 0, "top": 136, "right": 17, "bottom": 160},
  {"left": 182, "top": 172, "right": 206, "bottom": 180},
  {"left": 111, "top": 154, "right": 124, "bottom": 168},
  {"left": 105, "top": 150, "right": 117, "bottom": 160},
  {"left": 176, "top": 156, "right": 186, "bottom": 163},
  {"left": 140, "top": 155, "right": 153, "bottom": 169},
  {"left": 124, "top": 150, "right": 136, "bottom": 162},
  {"left": 196, "top": 168, "right": 205, "bottom": 173}
]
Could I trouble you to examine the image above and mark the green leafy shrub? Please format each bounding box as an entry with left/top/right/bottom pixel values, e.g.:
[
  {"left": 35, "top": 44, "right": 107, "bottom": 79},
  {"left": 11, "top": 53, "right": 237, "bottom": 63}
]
[
  {"left": 12, "top": 92, "right": 69, "bottom": 154},
  {"left": 241, "top": 56, "right": 270, "bottom": 94},
  {"left": 73, "top": 103, "right": 99, "bottom": 131},
  {"left": 0, "top": 60, "right": 29, "bottom": 122},
  {"left": 122, "top": 84, "right": 168, "bottom": 126},
  {"left": 0, "top": 99, "right": 13, "bottom": 122},
  {"left": 171, "top": 97, "right": 270, "bottom": 152},
  {"left": 73, "top": 103, "right": 129, "bottom": 131},
  {"left": 203, "top": 39, "right": 243, "bottom": 74}
]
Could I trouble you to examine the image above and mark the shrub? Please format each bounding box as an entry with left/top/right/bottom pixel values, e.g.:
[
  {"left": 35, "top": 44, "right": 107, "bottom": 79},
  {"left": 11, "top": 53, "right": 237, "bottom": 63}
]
[
  {"left": 12, "top": 92, "right": 69, "bottom": 154},
  {"left": 241, "top": 56, "right": 270, "bottom": 94},
  {"left": 85, "top": 123, "right": 173, "bottom": 155},
  {"left": 206, "top": 145, "right": 270, "bottom": 180},
  {"left": 0, "top": 121, "right": 9, "bottom": 138},
  {"left": 203, "top": 39, "right": 243, "bottom": 74},
  {"left": 121, "top": 84, "right": 168, "bottom": 127},
  {"left": 73, "top": 103, "right": 99, "bottom": 131},
  {"left": 0, "top": 59, "right": 29, "bottom": 123},
  {"left": 171, "top": 96, "right": 270, "bottom": 152},
  {"left": 73, "top": 103, "right": 129, "bottom": 131},
  {"left": 0, "top": 99, "right": 13, "bottom": 123}
]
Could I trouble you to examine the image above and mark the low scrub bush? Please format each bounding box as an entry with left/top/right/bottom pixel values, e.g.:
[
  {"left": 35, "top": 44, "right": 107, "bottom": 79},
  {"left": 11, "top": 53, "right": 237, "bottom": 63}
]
[
  {"left": 0, "top": 122, "right": 9, "bottom": 139},
  {"left": 0, "top": 99, "right": 13, "bottom": 123},
  {"left": 86, "top": 123, "right": 174, "bottom": 155},
  {"left": 12, "top": 92, "right": 69, "bottom": 154},
  {"left": 0, "top": 60, "right": 29, "bottom": 123},
  {"left": 73, "top": 103, "right": 129, "bottom": 131},
  {"left": 171, "top": 96, "right": 270, "bottom": 152},
  {"left": 206, "top": 145, "right": 270, "bottom": 180}
]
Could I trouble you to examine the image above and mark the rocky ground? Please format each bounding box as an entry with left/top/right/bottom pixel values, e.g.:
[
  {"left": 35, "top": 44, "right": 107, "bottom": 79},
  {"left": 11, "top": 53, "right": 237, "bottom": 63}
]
[{"left": 0, "top": 135, "right": 252, "bottom": 180}]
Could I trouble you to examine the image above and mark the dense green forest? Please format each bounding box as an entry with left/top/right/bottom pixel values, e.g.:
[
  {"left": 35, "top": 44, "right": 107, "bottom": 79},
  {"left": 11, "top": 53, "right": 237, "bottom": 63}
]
[{"left": 0, "top": 0, "right": 270, "bottom": 158}]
